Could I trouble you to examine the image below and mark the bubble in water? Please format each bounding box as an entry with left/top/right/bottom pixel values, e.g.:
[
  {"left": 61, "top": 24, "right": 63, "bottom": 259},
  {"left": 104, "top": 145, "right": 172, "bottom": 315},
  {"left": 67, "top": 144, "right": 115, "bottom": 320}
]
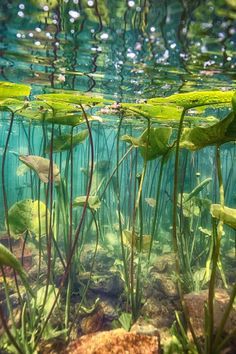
[
  {"left": 100, "top": 33, "right": 109, "bottom": 40},
  {"left": 69, "top": 10, "right": 80, "bottom": 19},
  {"left": 18, "top": 11, "right": 24, "bottom": 17},
  {"left": 128, "top": 1, "right": 135, "bottom": 7}
]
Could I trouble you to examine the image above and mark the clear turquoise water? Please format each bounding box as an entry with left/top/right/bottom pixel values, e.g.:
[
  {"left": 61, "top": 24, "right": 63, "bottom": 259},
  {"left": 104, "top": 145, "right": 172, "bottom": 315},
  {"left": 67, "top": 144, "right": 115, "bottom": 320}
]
[
  {"left": 0, "top": 2, "right": 235, "bottom": 352},
  {"left": 1, "top": 0, "right": 236, "bottom": 97}
]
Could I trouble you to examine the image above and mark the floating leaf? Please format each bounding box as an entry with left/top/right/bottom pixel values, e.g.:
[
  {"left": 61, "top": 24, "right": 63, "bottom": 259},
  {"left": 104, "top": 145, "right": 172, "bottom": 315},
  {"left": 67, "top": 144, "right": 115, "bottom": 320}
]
[
  {"left": 8, "top": 199, "right": 48, "bottom": 237},
  {"left": 17, "top": 100, "right": 85, "bottom": 126},
  {"left": 45, "top": 130, "right": 88, "bottom": 153},
  {"left": 210, "top": 204, "right": 236, "bottom": 230},
  {"left": 121, "top": 102, "right": 183, "bottom": 121},
  {"left": 0, "top": 243, "right": 34, "bottom": 297},
  {"left": 36, "top": 92, "right": 113, "bottom": 105},
  {"left": 180, "top": 112, "right": 236, "bottom": 151},
  {"left": 0, "top": 81, "right": 31, "bottom": 98},
  {"left": 0, "top": 98, "right": 27, "bottom": 112},
  {"left": 148, "top": 90, "right": 235, "bottom": 109},
  {"left": 19, "top": 155, "right": 61, "bottom": 184},
  {"left": 121, "top": 127, "right": 172, "bottom": 160},
  {"left": 73, "top": 195, "right": 101, "bottom": 210}
]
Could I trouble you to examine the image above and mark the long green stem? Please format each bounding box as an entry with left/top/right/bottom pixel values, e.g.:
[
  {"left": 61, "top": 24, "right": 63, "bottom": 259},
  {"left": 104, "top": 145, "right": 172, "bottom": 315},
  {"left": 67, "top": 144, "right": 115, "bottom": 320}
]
[
  {"left": 206, "top": 146, "right": 224, "bottom": 354},
  {"left": 116, "top": 114, "right": 131, "bottom": 305},
  {"left": 172, "top": 108, "right": 202, "bottom": 353},
  {"left": 148, "top": 155, "right": 165, "bottom": 260}
]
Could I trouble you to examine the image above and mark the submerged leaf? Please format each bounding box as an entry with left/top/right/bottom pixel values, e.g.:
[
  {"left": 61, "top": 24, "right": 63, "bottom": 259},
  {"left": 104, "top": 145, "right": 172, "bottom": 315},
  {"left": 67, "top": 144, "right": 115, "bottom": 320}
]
[
  {"left": 184, "top": 178, "right": 212, "bottom": 202},
  {"left": 16, "top": 163, "right": 30, "bottom": 176},
  {"left": 0, "top": 81, "right": 31, "bottom": 98},
  {"left": 34, "top": 285, "right": 59, "bottom": 316},
  {"left": 122, "top": 229, "right": 151, "bottom": 252},
  {"left": 73, "top": 195, "right": 101, "bottom": 210},
  {"left": 148, "top": 90, "right": 235, "bottom": 109},
  {"left": 145, "top": 198, "right": 157, "bottom": 208},
  {"left": 45, "top": 130, "right": 88, "bottom": 152},
  {"left": 181, "top": 194, "right": 211, "bottom": 218},
  {"left": 210, "top": 204, "right": 236, "bottom": 230},
  {"left": 19, "top": 155, "right": 61, "bottom": 184},
  {"left": 180, "top": 112, "right": 236, "bottom": 150},
  {"left": 121, "top": 127, "right": 172, "bottom": 160},
  {"left": 0, "top": 243, "right": 34, "bottom": 297},
  {"left": 8, "top": 199, "right": 48, "bottom": 237}
]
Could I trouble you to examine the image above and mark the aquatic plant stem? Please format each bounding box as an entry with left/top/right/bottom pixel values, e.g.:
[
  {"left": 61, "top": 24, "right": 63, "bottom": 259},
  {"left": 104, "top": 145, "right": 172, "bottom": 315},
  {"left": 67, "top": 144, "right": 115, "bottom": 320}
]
[
  {"left": 172, "top": 108, "right": 202, "bottom": 353},
  {"left": 33, "top": 104, "right": 94, "bottom": 350},
  {"left": 1, "top": 109, "right": 22, "bottom": 302},
  {"left": 148, "top": 155, "right": 165, "bottom": 260},
  {"left": 213, "top": 283, "right": 236, "bottom": 352},
  {"left": 0, "top": 303, "right": 23, "bottom": 354},
  {"left": 68, "top": 208, "right": 99, "bottom": 337},
  {"left": 206, "top": 146, "right": 224, "bottom": 354},
  {"left": 116, "top": 114, "right": 131, "bottom": 306},
  {"left": 172, "top": 108, "right": 186, "bottom": 295}
]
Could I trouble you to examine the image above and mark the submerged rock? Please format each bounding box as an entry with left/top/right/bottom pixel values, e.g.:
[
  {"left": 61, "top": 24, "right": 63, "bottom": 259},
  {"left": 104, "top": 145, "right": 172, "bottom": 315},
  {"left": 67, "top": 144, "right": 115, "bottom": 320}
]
[
  {"left": 80, "top": 308, "right": 104, "bottom": 334},
  {"left": 184, "top": 289, "right": 236, "bottom": 337},
  {"left": 150, "top": 253, "right": 176, "bottom": 273},
  {"left": 80, "top": 245, "right": 115, "bottom": 272},
  {"left": 65, "top": 328, "right": 160, "bottom": 354},
  {"left": 99, "top": 296, "right": 119, "bottom": 321},
  {"left": 89, "top": 272, "right": 124, "bottom": 296},
  {"left": 131, "top": 321, "right": 159, "bottom": 337},
  {"left": 141, "top": 296, "right": 176, "bottom": 328}
]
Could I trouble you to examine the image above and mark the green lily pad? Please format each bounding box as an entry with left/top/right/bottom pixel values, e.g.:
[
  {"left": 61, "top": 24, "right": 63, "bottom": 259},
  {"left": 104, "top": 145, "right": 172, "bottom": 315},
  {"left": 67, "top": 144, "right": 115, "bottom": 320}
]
[
  {"left": 180, "top": 112, "right": 236, "bottom": 151},
  {"left": 210, "top": 204, "right": 236, "bottom": 230},
  {"left": 19, "top": 155, "right": 61, "bottom": 184},
  {"left": 8, "top": 199, "right": 48, "bottom": 237},
  {"left": 148, "top": 90, "right": 235, "bottom": 109},
  {"left": 45, "top": 130, "right": 88, "bottom": 153},
  {"left": 0, "top": 98, "right": 27, "bottom": 112},
  {"left": 121, "top": 102, "right": 183, "bottom": 121},
  {"left": 73, "top": 196, "right": 101, "bottom": 210},
  {"left": 0, "top": 81, "right": 31, "bottom": 98},
  {"left": 121, "top": 127, "right": 172, "bottom": 160},
  {"left": 17, "top": 101, "right": 85, "bottom": 126},
  {"left": 36, "top": 92, "right": 113, "bottom": 105}
]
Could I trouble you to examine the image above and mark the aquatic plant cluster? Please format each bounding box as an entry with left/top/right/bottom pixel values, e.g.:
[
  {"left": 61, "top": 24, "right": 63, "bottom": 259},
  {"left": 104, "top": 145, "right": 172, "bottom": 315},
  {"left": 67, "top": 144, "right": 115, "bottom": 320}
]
[{"left": 0, "top": 81, "right": 235, "bottom": 353}]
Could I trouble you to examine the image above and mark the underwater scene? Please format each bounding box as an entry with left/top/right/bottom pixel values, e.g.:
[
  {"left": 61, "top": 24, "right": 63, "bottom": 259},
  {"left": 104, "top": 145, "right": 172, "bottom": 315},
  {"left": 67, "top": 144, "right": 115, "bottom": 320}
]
[{"left": 0, "top": 0, "right": 236, "bottom": 353}]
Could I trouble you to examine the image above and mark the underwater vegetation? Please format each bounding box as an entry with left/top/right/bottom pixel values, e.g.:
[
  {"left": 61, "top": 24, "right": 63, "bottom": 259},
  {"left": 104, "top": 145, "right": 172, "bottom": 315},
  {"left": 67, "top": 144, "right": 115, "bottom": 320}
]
[{"left": 0, "top": 80, "right": 235, "bottom": 354}]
